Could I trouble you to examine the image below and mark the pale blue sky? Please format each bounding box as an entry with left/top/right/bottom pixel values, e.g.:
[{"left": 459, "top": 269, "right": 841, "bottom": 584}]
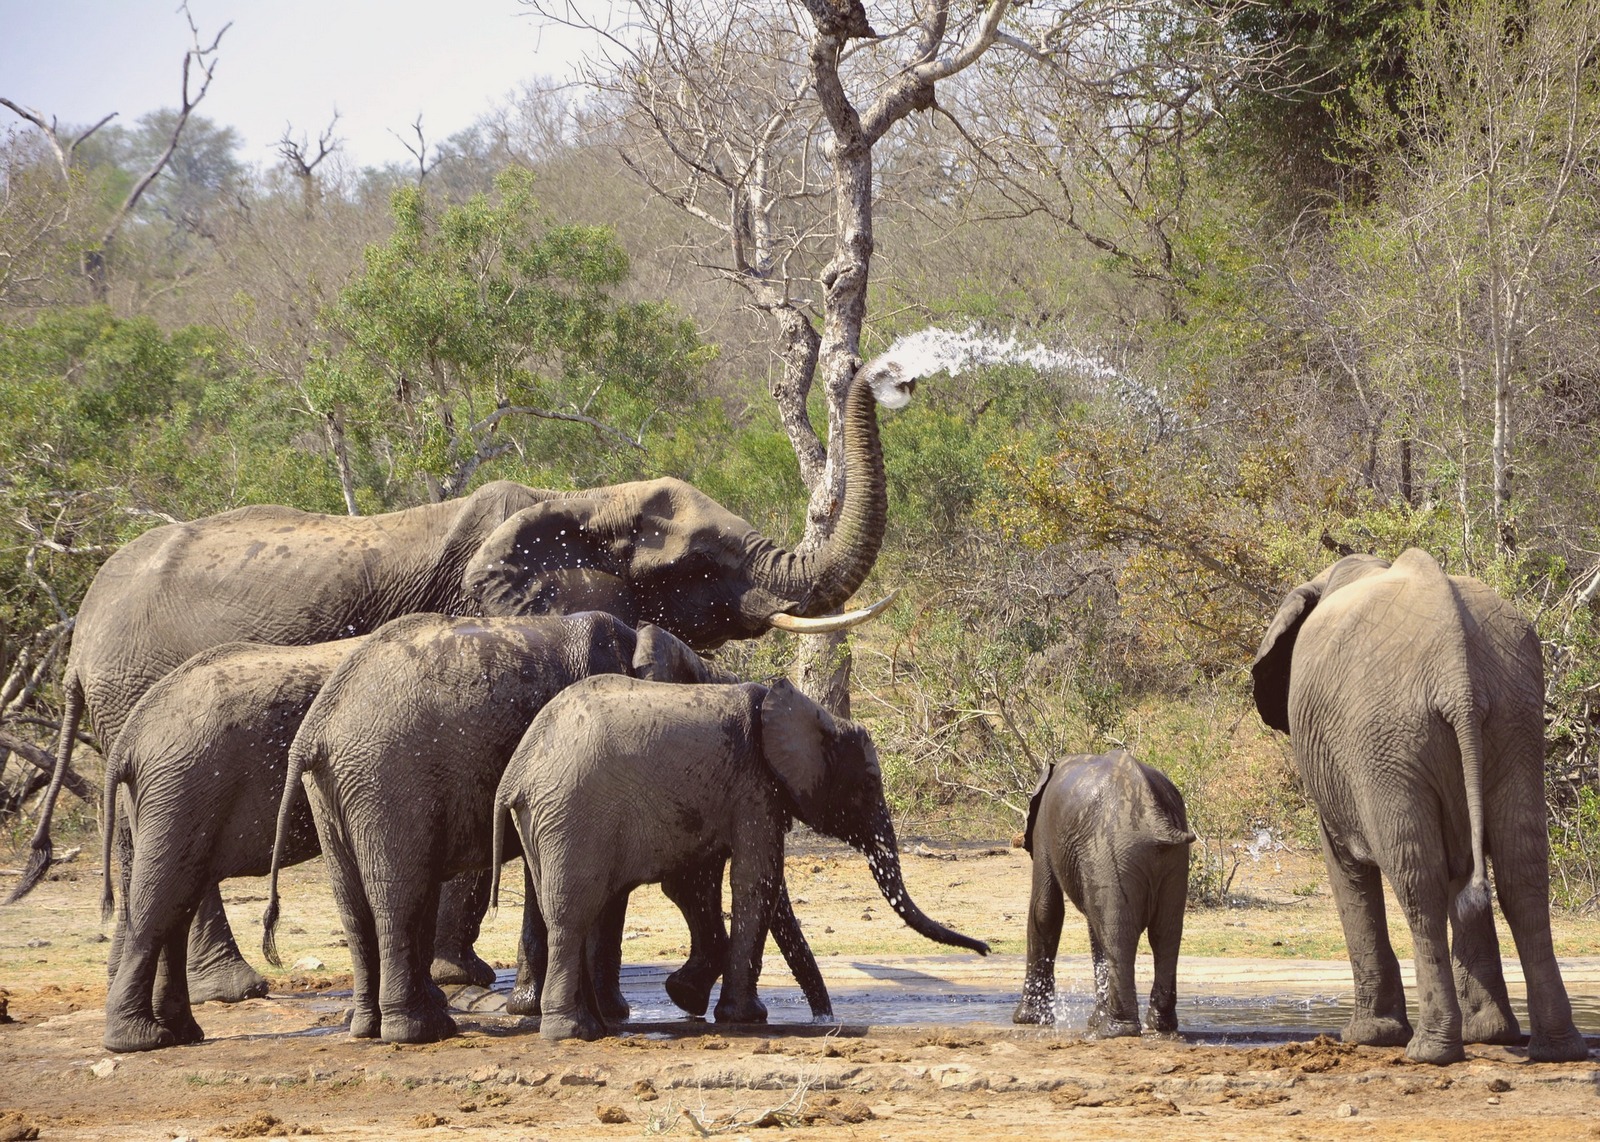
[{"left": 0, "top": 0, "right": 601, "bottom": 169}]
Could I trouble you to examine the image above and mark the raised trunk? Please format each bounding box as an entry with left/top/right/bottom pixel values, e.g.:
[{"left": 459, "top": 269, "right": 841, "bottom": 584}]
[{"left": 755, "top": 364, "right": 891, "bottom": 616}]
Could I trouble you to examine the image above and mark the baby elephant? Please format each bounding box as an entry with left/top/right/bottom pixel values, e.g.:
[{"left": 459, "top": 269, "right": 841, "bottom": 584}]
[
  {"left": 1011, "top": 750, "right": 1193, "bottom": 1036},
  {"left": 493, "top": 675, "right": 990, "bottom": 1041}
]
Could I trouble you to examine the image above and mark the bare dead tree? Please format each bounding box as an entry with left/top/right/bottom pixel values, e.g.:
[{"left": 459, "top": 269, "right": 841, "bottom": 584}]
[
  {"left": 536, "top": 0, "right": 1219, "bottom": 710},
  {"left": 1, "top": 3, "right": 229, "bottom": 302},
  {"left": 392, "top": 115, "right": 440, "bottom": 184},
  {"left": 275, "top": 111, "right": 342, "bottom": 216},
  {"left": 0, "top": 102, "right": 116, "bottom": 182}
]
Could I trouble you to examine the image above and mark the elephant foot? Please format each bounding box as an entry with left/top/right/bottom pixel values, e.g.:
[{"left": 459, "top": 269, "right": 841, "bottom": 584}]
[
  {"left": 1146, "top": 1008, "right": 1179, "bottom": 1036},
  {"left": 158, "top": 1009, "right": 206, "bottom": 1046},
  {"left": 1342, "top": 1014, "right": 1412, "bottom": 1048},
  {"left": 596, "top": 985, "right": 630, "bottom": 1022},
  {"left": 1405, "top": 1030, "right": 1466, "bottom": 1066},
  {"left": 349, "top": 1006, "right": 381, "bottom": 1039},
  {"left": 429, "top": 950, "right": 496, "bottom": 989},
  {"left": 104, "top": 1014, "right": 180, "bottom": 1053},
  {"left": 186, "top": 958, "right": 269, "bottom": 1004},
  {"left": 505, "top": 982, "right": 541, "bottom": 1018},
  {"left": 380, "top": 1007, "right": 458, "bottom": 1045},
  {"left": 665, "top": 967, "right": 716, "bottom": 1018},
  {"left": 540, "top": 1008, "right": 606, "bottom": 1042},
  {"left": 713, "top": 992, "right": 768, "bottom": 1026},
  {"left": 1462, "top": 1003, "right": 1521, "bottom": 1046},
  {"left": 1086, "top": 1012, "right": 1141, "bottom": 1040},
  {"left": 1012, "top": 995, "right": 1055, "bottom": 1026},
  {"left": 1528, "top": 1025, "right": 1590, "bottom": 1063}
]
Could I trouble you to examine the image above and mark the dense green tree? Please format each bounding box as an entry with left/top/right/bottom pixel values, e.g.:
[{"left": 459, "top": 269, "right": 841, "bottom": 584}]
[{"left": 303, "top": 167, "right": 713, "bottom": 510}]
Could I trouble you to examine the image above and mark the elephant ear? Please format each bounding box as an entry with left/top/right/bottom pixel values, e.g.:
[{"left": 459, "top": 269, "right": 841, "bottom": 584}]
[
  {"left": 1252, "top": 554, "right": 1393, "bottom": 734},
  {"left": 759, "top": 678, "right": 832, "bottom": 825},
  {"left": 1021, "top": 761, "right": 1057, "bottom": 856},
  {"left": 462, "top": 500, "right": 635, "bottom": 620},
  {"left": 1251, "top": 581, "right": 1322, "bottom": 735},
  {"left": 633, "top": 624, "right": 739, "bottom": 684}
]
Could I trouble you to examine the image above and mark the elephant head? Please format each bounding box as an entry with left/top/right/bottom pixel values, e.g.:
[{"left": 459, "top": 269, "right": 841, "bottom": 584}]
[
  {"left": 1251, "top": 553, "right": 1393, "bottom": 734},
  {"left": 758, "top": 678, "right": 989, "bottom": 956},
  {"left": 632, "top": 623, "right": 741, "bottom": 685},
  {"left": 462, "top": 356, "right": 915, "bottom": 650}
]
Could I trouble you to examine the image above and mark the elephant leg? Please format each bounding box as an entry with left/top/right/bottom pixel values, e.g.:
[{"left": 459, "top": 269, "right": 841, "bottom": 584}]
[
  {"left": 661, "top": 859, "right": 728, "bottom": 1018},
  {"left": 107, "top": 819, "right": 134, "bottom": 984},
  {"left": 1013, "top": 856, "right": 1063, "bottom": 1026},
  {"left": 375, "top": 877, "right": 457, "bottom": 1045},
  {"left": 154, "top": 915, "right": 205, "bottom": 1046},
  {"left": 712, "top": 842, "right": 775, "bottom": 1026},
  {"left": 1085, "top": 908, "right": 1141, "bottom": 1039},
  {"left": 1449, "top": 894, "right": 1519, "bottom": 1045},
  {"left": 584, "top": 892, "right": 631, "bottom": 1021},
  {"left": 429, "top": 869, "right": 496, "bottom": 989},
  {"left": 103, "top": 903, "right": 180, "bottom": 1053},
  {"left": 1382, "top": 829, "right": 1464, "bottom": 1064},
  {"left": 1493, "top": 850, "right": 1588, "bottom": 1062},
  {"left": 1145, "top": 864, "right": 1186, "bottom": 1036},
  {"left": 536, "top": 864, "right": 607, "bottom": 1042},
  {"left": 183, "top": 886, "right": 270, "bottom": 1005},
  {"left": 769, "top": 877, "right": 833, "bottom": 1022},
  {"left": 313, "top": 816, "right": 382, "bottom": 1039},
  {"left": 1318, "top": 821, "right": 1411, "bottom": 1047},
  {"left": 507, "top": 863, "right": 545, "bottom": 1018}
]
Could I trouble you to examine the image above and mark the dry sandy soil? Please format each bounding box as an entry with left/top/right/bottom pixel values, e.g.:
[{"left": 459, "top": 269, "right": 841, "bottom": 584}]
[{"left": 3, "top": 833, "right": 1599, "bottom": 1141}]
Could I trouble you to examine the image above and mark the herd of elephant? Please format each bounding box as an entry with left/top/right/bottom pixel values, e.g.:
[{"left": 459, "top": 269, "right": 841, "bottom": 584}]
[{"left": 5, "top": 358, "right": 1592, "bottom": 1066}]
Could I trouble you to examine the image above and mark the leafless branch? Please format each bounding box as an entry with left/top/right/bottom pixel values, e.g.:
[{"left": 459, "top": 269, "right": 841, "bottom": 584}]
[{"left": 392, "top": 114, "right": 438, "bottom": 183}]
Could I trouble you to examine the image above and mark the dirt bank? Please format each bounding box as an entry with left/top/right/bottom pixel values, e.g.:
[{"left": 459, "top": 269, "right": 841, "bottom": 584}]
[{"left": 3, "top": 835, "right": 1598, "bottom": 1140}]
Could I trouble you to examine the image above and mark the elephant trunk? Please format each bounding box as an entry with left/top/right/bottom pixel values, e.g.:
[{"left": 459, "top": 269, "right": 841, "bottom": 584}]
[
  {"left": 856, "top": 803, "right": 989, "bottom": 956},
  {"left": 760, "top": 359, "right": 910, "bottom": 619}
]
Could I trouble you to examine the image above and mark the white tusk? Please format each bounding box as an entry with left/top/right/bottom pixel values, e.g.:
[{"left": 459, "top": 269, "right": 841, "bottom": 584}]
[{"left": 767, "top": 590, "right": 900, "bottom": 633}]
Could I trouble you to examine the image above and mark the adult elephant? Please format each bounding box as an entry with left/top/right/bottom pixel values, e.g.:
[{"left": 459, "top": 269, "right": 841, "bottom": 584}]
[
  {"left": 1252, "top": 548, "right": 1587, "bottom": 1064},
  {"left": 10, "top": 359, "right": 912, "bottom": 1002}
]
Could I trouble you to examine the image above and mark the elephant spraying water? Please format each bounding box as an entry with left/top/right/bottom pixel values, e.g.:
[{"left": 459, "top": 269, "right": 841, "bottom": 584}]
[{"left": 10, "top": 357, "right": 913, "bottom": 1005}]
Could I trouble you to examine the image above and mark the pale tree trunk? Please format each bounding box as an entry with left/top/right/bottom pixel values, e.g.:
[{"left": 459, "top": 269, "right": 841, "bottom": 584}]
[
  {"left": 1453, "top": 295, "right": 1474, "bottom": 565},
  {"left": 324, "top": 413, "right": 361, "bottom": 516},
  {"left": 574, "top": 0, "right": 1014, "bottom": 714}
]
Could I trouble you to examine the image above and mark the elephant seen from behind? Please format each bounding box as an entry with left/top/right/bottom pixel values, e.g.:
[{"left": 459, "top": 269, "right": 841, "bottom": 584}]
[
  {"left": 1011, "top": 750, "right": 1193, "bottom": 1036},
  {"left": 1252, "top": 548, "right": 1587, "bottom": 1064},
  {"left": 98, "top": 638, "right": 365, "bottom": 1052},
  {"left": 492, "top": 674, "right": 991, "bottom": 1042}
]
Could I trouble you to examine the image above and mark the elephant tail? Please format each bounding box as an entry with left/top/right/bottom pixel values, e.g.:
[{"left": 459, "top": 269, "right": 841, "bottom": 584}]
[
  {"left": 264, "top": 736, "right": 318, "bottom": 967},
  {"left": 6, "top": 668, "right": 84, "bottom": 905},
  {"left": 1448, "top": 702, "right": 1492, "bottom": 917},
  {"left": 99, "top": 740, "right": 128, "bottom": 926},
  {"left": 488, "top": 793, "right": 508, "bottom": 920}
]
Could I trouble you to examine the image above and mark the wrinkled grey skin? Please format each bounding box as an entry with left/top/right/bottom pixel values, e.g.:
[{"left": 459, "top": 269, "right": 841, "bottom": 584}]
[
  {"left": 1011, "top": 751, "right": 1193, "bottom": 1036},
  {"left": 1253, "top": 548, "right": 1587, "bottom": 1064},
  {"left": 11, "top": 361, "right": 907, "bottom": 1005},
  {"left": 98, "top": 639, "right": 365, "bottom": 1053},
  {"left": 260, "top": 613, "right": 830, "bottom": 1045},
  {"left": 491, "top": 675, "right": 991, "bottom": 1042}
]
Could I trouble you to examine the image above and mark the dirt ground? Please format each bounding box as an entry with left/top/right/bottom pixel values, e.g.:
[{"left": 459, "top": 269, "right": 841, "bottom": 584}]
[{"left": 3, "top": 833, "right": 1599, "bottom": 1141}]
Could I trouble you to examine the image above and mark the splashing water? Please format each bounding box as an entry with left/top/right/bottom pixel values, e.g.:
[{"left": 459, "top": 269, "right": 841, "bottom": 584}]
[
  {"left": 868, "top": 325, "right": 1118, "bottom": 389},
  {"left": 859, "top": 324, "right": 1175, "bottom": 428}
]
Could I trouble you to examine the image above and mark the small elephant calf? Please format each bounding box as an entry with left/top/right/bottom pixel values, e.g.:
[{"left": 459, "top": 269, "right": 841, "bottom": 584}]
[
  {"left": 493, "top": 675, "right": 990, "bottom": 1041},
  {"left": 1012, "top": 750, "right": 1193, "bottom": 1036}
]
